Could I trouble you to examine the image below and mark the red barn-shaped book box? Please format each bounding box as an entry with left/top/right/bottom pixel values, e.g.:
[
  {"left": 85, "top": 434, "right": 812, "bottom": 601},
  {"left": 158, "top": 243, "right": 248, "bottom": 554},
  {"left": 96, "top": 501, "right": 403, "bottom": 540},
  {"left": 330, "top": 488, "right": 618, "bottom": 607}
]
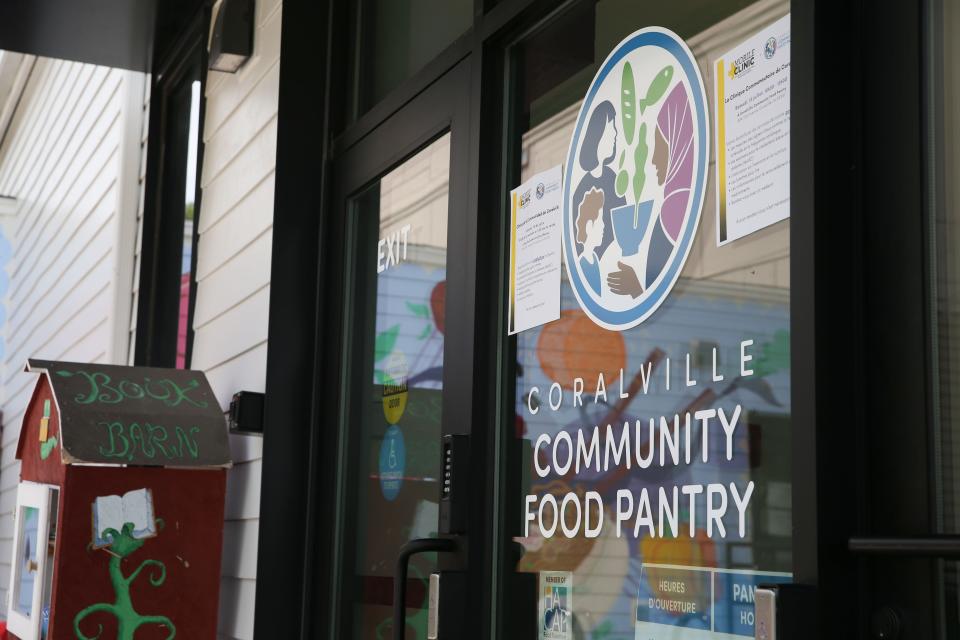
[{"left": 6, "top": 359, "right": 232, "bottom": 640}]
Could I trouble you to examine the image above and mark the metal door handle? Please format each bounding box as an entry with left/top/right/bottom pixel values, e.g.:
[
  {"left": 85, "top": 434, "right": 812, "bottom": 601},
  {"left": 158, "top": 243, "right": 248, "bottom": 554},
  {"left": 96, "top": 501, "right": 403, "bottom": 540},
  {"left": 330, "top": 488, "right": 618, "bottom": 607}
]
[
  {"left": 848, "top": 535, "right": 960, "bottom": 557},
  {"left": 393, "top": 538, "right": 457, "bottom": 640}
]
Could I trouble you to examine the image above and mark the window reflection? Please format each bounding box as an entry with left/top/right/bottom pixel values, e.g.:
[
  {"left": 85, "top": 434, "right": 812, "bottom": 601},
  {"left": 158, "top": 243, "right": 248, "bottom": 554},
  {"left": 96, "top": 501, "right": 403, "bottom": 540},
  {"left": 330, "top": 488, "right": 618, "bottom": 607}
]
[
  {"left": 342, "top": 133, "right": 451, "bottom": 639},
  {"left": 931, "top": 0, "right": 960, "bottom": 634},
  {"left": 352, "top": 0, "right": 472, "bottom": 118},
  {"left": 14, "top": 506, "right": 38, "bottom": 617},
  {"left": 510, "top": 1, "right": 790, "bottom": 637},
  {"left": 176, "top": 80, "right": 201, "bottom": 369}
]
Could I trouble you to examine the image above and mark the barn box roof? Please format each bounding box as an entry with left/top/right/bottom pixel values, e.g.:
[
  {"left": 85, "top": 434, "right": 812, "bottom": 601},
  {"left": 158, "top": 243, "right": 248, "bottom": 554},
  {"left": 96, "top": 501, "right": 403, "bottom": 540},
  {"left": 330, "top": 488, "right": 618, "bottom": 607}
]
[{"left": 17, "top": 359, "right": 232, "bottom": 468}]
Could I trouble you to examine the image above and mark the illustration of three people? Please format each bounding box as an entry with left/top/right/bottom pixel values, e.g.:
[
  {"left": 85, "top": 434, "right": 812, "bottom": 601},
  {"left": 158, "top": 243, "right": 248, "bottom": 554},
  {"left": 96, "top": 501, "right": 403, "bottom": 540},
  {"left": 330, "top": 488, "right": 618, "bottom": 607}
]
[{"left": 573, "top": 79, "right": 694, "bottom": 299}]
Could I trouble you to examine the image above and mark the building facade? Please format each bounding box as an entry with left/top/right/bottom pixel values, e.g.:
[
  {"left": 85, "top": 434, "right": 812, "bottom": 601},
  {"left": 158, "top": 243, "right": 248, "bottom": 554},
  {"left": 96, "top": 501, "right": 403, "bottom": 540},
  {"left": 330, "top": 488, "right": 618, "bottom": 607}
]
[
  {"left": 0, "top": 2, "right": 281, "bottom": 636},
  {"left": 0, "top": 0, "right": 957, "bottom": 638}
]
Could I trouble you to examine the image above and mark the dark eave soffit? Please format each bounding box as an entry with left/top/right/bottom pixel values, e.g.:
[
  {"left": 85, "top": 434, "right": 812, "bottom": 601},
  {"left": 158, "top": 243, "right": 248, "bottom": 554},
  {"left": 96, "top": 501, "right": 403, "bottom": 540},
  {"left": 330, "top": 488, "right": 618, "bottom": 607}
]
[{"left": 0, "top": 0, "right": 161, "bottom": 73}]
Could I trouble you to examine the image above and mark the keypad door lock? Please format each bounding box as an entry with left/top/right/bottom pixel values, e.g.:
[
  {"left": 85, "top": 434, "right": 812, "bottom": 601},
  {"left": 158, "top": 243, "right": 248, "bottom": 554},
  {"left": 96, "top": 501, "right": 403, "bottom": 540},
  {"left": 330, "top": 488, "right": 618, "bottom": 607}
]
[{"left": 439, "top": 434, "right": 469, "bottom": 534}]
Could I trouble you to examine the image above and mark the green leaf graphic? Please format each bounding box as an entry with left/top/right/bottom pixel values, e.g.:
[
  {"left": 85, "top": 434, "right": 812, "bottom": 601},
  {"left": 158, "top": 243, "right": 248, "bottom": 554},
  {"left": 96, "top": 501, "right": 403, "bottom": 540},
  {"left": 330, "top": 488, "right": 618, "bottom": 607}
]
[
  {"left": 40, "top": 436, "right": 58, "bottom": 460},
  {"left": 406, "top": 302, "right": 430, "bottom": 319},
  {"left": 55, "top": 370, "right": 73, "bottom": 377},
  {"left": 755, "top": 329, "right": 790, "bottom": 377},
  {"left": 639, "top": 65, "right": 674, "bottom": 113},
  {"left": 615, "top": 170, "right": 629, "bottom": 197},
  {"left": 621, "top": 62, "right": 637, "bottom": 145},
  {"left": 632, "top": 123, "right": 648, "bottom": 203},
  {"left": 374, "top": 324, "right": 400, "bottom": 362}
]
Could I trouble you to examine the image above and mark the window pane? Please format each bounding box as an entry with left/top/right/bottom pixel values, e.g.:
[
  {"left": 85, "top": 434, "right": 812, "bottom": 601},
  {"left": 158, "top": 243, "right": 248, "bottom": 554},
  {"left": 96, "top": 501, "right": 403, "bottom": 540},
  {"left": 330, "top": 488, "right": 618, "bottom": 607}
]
[
  {"left": 930, "top": 0, "right": 960, "bottom": 635},
  {"left": 340, "top": 133, "right": 450, "bottom": 639},
  {"left": 353, "top": 0, "right": 472, "bottom": 116},
  {"left": 176, "top": 80, "right": 201, "bottom": 369},
  {"left": 14, "top": 505, "right": 39, "bottom": 617},
  {"left": 934, "top": 0, "right": 960, "bottom": 539},
  {"left": 506, "top": 1, "right": 791, "bottom": 637}
]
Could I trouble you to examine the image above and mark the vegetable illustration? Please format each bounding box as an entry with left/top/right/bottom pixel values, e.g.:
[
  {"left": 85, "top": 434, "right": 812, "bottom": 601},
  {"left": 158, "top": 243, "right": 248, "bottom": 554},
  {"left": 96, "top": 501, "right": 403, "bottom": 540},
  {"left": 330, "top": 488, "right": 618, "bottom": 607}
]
[
  {"left": 638, "top": 65, "right": 674, "bottom": 114},
  {"left": 615, "top": 163, "right": 629, "bottom": 197},
  {"left": 617, "top": 65, "right": 672, "bottom": 204},
  {"left": 617, "top": 63, "right": 637, "bottom": 197},
  {"left": 632, "top": 123, "right": 649, "bottom": 225},
  {"left": 620, "top": 62, "right": 637, "bottom": 145},
  {"left": 614, "top": 63, "right": 674, "bottom": 226}
]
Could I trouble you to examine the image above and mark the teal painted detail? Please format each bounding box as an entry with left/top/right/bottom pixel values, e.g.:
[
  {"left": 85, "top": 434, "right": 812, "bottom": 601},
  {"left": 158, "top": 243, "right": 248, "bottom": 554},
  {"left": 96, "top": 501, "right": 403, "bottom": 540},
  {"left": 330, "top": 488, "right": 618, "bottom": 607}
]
[
  {"left": 97, "top": 422, "right": 200, "bottom": 462},
  {"left": 56, "top": 370, "right": 207, "bottom": 408},
  {"left": 40, "top": 437, "right": 57, "bottom": 460}
]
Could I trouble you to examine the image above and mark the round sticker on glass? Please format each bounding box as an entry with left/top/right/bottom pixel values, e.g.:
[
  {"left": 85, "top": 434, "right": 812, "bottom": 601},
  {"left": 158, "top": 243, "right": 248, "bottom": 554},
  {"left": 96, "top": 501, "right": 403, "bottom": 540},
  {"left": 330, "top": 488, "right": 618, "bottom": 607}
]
[
  {"left": 379, "top": 425, "right": 405, "bottom": 501},
  {"left": 381, "top": 353, "right": 409, "bottom": 425},
  {"left": 563, "top": 27, "right": 709, "bottom": 331}
]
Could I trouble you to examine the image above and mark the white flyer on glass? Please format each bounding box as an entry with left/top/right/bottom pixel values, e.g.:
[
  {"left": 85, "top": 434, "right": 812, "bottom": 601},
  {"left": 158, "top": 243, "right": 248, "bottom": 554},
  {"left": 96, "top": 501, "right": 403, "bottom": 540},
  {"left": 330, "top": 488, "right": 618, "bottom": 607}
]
[
  {"left": 508, "top": 165, "right": 562, "bottom": 335},
  {"left": 714, "top": 14, "right": 791, "bottom": 246}
]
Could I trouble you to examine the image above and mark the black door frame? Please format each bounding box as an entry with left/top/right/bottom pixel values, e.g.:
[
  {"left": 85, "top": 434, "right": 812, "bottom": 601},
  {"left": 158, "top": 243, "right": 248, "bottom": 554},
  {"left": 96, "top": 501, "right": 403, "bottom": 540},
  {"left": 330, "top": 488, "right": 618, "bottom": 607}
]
[
  {"left": 255, "top": 0, "right": 941, "bottom": 638},
  {"left": 136, "top": 7, "right": 209, "bottom": 368},
  {"left": 319, "top": 58, "right": 474, "bottom": 638}
]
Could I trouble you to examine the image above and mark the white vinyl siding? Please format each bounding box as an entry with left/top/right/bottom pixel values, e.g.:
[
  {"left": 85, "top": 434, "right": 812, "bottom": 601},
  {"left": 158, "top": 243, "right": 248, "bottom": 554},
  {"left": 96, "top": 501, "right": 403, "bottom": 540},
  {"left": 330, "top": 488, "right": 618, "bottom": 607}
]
[
  {"left": 192, "top": 0, "right": 281, "bottom": 637},
  {"left": 0, "top": 58, "right": 145, "bottom": 608},
  {"left": 127, "top": 78, "right": 151, "bottom": 365}
]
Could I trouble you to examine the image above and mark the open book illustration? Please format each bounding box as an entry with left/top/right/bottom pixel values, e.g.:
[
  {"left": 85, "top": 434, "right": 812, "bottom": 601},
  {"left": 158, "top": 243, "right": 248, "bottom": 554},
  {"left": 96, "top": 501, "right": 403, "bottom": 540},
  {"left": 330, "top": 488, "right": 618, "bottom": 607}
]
[{"left": 91, "top": 488, "right": 156, "bottom": 548}]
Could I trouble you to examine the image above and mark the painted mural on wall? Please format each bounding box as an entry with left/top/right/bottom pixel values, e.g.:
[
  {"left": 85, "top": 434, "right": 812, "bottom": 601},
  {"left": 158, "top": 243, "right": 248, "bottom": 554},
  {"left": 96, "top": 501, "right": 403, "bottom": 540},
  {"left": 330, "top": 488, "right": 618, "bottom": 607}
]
[
  {"left": 373, "top": 260, "right": 446, "bottom": 390},
  {"left": 513, "top": 18, "right": 794, "bottom": 639},
  {"left": 368, "top": 256, "right": 446, "bottom": 639},
  {"left": 516, "top": 278, "right": 791, "bottom": 639}
]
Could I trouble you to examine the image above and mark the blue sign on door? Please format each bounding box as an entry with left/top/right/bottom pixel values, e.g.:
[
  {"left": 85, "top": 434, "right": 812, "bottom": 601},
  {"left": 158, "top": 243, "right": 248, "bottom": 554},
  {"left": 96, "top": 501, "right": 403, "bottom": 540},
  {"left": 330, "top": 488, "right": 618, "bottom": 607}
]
[{"left": 379, "top": 425, "right": 405, "bottom": 501}]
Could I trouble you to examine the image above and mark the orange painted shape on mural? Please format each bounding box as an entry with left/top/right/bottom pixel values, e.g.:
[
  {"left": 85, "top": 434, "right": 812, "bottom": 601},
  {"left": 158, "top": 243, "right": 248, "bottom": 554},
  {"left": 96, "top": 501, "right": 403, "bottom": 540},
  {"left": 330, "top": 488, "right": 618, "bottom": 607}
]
[{"left": 536, "top": 310, "right": 626, "bottom": 390}]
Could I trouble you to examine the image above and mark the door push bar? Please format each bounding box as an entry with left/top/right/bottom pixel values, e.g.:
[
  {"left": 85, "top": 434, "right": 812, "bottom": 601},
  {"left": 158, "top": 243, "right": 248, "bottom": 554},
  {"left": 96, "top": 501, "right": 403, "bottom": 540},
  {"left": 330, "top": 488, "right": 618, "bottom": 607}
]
[
  {"left": 848, "top": 535, "right": 960, "bottom": 557},
  {"left": 393, "top": 537, "right": 457, "bottom": 640}
]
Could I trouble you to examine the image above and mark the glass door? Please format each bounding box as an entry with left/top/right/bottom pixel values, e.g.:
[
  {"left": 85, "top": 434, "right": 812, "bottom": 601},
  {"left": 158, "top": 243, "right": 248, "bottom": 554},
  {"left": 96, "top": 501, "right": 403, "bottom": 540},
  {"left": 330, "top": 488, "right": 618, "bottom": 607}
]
[
  {"left": 930, "top": 0, "right": 960, "bottom": 633},
  {"left": 273, "top": 0, "right": 959, "bottom": 637},
  {"left": 849, "top": 0, "right": 960, "bottom": 637},
  {"left": 495, "top": 1, "right": 794, "bottom": 638},
  {"left": 325, "top": 60, "right": 473, "bottom": 640}
]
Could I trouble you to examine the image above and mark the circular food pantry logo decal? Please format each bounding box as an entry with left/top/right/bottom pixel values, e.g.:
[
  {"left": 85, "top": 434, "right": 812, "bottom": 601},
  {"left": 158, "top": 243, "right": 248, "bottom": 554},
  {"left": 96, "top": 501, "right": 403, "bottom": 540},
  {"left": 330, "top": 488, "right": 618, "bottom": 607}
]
[{"left": 563, "top": 27, "right": 709, "bottom": 331}]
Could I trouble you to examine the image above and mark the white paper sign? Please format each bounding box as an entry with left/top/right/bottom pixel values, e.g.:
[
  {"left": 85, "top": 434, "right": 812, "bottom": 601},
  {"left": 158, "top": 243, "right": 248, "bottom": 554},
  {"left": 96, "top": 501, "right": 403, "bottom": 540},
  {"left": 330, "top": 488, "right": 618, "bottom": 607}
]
[
  {"left": 508, "top": 166, "right": 562, "bottom": 335},
  {"left": 714, "top": 14, "right": 791, "bottom": 246}
]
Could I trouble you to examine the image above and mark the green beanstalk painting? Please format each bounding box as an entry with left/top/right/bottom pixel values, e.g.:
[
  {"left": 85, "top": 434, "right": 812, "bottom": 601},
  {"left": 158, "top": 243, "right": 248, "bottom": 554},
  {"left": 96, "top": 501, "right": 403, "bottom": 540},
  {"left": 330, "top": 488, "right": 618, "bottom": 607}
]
[{"left": 73, "top": 522, "right": 175, "bottom": 640}]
